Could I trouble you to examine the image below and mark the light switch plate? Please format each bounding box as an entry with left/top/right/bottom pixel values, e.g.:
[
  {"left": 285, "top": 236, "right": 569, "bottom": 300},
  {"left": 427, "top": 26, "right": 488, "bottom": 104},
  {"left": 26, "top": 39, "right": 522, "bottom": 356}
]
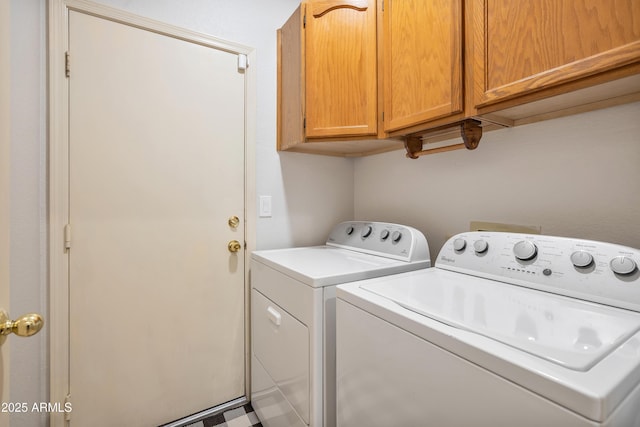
[{"left": 259, "top": 195, "right": 272, "bottom": 218}]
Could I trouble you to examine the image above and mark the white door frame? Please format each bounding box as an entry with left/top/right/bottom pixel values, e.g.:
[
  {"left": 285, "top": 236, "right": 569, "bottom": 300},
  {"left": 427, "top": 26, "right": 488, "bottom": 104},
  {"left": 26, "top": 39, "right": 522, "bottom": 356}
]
[
  {"left": 0, "top": 2, "right": 11, "bottom": 424},
  {"left": 48, "top": 1, "right": 256, "bottom": 425}
]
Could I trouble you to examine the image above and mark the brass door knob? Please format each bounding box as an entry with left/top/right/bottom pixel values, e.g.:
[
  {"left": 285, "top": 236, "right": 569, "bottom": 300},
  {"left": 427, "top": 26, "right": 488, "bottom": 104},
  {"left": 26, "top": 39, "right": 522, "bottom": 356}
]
[
  {"left": 0, "top": 309, "right": 44, "bottom": 343},
  {"left": 228, "top": 216, "right": 240, "bottom": 228},
  {"left": 228, "top": 240, "right": 242, "bottom": 253}
]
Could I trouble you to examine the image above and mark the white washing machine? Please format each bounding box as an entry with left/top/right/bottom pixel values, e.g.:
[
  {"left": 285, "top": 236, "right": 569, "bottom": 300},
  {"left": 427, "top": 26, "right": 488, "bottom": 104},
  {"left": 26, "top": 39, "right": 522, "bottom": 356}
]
[
  {"left": 336, "top": 231, "right": 640, "bottom": 427},
  {"left": 250, "top": 221, "right": 431, "bottom": 427}
]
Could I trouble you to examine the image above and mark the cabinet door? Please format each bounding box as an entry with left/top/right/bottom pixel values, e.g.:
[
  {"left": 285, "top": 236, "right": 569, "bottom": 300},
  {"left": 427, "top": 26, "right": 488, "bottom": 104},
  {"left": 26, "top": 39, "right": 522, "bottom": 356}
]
[
  {"left": 474, "top": 0, "right": 640, "bottom": 109},
  {"left": 305, "top": 0, "right": 378, "bottom": 138},
  {"left": 383, "top": 0, "right": 463, "bottom": 133}
]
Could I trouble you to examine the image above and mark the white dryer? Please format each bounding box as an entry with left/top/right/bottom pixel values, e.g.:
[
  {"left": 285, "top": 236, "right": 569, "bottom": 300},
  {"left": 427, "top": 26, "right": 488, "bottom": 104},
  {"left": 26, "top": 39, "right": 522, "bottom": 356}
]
[
  {"left": 250, "top": 221, "right": 431, "bottom": 427},
  {"left": 336, "top": 232, "right": 640, "bottom": 427}
]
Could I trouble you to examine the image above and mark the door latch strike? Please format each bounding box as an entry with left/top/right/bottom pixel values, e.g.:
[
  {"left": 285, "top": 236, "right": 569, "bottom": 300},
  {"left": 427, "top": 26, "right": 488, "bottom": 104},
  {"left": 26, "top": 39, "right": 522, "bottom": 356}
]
[
  {"left": 65, "top": 52, "right": 70, "bottom": 78},
  {"left": 64, "top": 224, "right": 71, "bottom": 250}
]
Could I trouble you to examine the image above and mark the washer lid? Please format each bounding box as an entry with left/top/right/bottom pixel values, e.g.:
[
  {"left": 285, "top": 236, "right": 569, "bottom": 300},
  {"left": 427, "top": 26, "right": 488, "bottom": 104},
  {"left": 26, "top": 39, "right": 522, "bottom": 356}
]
[
  {"left": 361, "top": 270, "right": 640, "bottom": 371},
  {"left": 252, "top": 246, "right": 429, "bottom": 287}
]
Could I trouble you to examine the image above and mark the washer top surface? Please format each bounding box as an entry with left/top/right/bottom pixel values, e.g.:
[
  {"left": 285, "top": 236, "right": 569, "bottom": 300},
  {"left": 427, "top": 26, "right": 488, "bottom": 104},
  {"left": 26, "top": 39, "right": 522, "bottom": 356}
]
[{"left": 251, "top": 221, "right": 430, "bottom": 287}]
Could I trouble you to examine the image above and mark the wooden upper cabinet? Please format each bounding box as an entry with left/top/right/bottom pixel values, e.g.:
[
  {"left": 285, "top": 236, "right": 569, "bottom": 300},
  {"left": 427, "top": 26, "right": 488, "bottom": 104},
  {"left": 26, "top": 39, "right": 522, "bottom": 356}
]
[
  {"left": 277, "top": 0, "right": 403, "bottom": 156},
  {"left": 305, "top": 0, "right": 378, "bottom": 138},
  {"left": 278, "top": 0, "right": 640, "bottom": 157},
  {"left": 383, "top": 0, "right": 463, "bottom": 133},
  {"left": 474, "top": 0, "right": 640, "bottom": 110}
]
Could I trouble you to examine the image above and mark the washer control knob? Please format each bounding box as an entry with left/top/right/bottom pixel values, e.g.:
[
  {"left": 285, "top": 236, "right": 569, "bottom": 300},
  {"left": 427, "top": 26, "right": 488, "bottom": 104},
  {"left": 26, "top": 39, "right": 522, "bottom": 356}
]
[
  {"left": 346, "top": 225, "right": 354, "bottom": 235},
  {"left": 380, "top": 230, "right": 390, "bottom": 240},
  {"left": 392, "top": 231, "right": 402, "bottom": 243},
  {"left": 514, "top": 241, "right": 537, "bottom": 261},
  {"left": 361, "top": 225, "right": 373, "bottom": 238},
  {"left": 610, "top": 256, "right": 637, "bottom": 275},
  {"left": 453, "top": 238, "right": 466, "bottom": 251},
  {"left": 570, "top": 251, "right": 594, "bottom": 268},
  {"left": 473, "top": 240, "right": 488, "bottom": 254}
]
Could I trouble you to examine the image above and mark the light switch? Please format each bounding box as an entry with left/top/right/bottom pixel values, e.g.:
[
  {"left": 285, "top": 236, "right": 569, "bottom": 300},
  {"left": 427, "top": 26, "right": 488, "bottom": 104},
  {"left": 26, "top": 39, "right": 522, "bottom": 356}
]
[{"left": 259, "top": 195, "right": 272, "bottom": 218}]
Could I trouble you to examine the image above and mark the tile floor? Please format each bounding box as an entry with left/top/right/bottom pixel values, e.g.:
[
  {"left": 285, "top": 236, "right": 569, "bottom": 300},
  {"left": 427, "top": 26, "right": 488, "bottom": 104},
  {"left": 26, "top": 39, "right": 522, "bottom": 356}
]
[{"left": 186, "top": 403, "right": 262, "bottom": 427}]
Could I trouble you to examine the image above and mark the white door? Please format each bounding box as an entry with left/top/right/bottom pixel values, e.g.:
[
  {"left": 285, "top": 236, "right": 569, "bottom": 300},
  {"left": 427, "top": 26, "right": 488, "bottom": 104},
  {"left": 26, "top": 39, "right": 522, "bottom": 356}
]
[{"left": 67, "top": 10, "right": 246, "bottom": 426}]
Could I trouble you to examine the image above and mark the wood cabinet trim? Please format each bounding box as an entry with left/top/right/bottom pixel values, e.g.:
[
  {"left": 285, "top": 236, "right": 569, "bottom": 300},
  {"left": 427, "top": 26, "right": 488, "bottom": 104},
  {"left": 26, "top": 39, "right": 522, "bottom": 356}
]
[
  {"left": 277, "top": 28, "right": 283, "bottom": 149},
  {"left": 475, "top": 63, "right": 640, "bottom": 116},
  {"left": 308, "top": 0, "right": 369, "bottom": 18},
  {"left": 277, "top": 5, "right": 305, "bottom": 151},
  {"left": 477, "top": 40, "right": 640, "bottom": 108}
]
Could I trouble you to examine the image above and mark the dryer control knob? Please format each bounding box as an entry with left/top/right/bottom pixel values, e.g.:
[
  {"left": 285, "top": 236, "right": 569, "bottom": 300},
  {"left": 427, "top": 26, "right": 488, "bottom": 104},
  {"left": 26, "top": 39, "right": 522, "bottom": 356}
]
[
  {"left": 361, "top": 225, "right": 373, "bottom": 238},
  {"left": 453, "top": 238, "right": 466, "bottom": 251},
  {"left": 514, "top": 241, "right": 537, "bottom": 261},
  {"left": 346, "top": 225, "right": 354, "bottom": 235},
  {"left": 392, "top": 231, "right": 402, "bottom": 243},
  {"left": 473, "top": 240, "right": 488, "bottom": 254},
  {"left": 610, "top": 256, "right": 637, "bottom": 275},
  {"left": 380, "top": 230, "right": 390, "bottom": 240},
  {"left": 570, "top": 251, "right": 594, "bottom": 268}
]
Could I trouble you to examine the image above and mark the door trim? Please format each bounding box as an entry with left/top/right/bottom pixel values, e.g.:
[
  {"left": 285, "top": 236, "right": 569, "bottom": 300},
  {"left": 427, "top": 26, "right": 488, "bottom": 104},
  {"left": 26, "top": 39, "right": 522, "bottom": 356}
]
[
  {"left": 0, "top": 1, "right": 11, "bottom": 421},
  {"left": 48, "top": 1, "right": 256, "bottom": 425}
]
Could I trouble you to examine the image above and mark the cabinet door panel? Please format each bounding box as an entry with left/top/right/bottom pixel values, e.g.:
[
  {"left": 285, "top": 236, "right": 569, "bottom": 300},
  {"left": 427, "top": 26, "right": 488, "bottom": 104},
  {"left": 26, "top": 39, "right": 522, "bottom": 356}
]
[
  {"left": 305, "top": 0, "right": 378, "bottom": 138},
  {"left": 475, "top": 0, "right": 640, "bottom": 108},
  {"left": 383, "top": 0, "right": 463, "bottom": 133}
]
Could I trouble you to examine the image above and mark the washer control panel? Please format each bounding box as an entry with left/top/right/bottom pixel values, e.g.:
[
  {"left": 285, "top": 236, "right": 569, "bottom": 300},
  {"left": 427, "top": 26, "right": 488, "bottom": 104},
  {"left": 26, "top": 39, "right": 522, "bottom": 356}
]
[
  {"left": 326, "top": 221, "right": 430, "bottom": 262},
  {"left": 437, "top": 232, "right": 640, "bottom": 311}
]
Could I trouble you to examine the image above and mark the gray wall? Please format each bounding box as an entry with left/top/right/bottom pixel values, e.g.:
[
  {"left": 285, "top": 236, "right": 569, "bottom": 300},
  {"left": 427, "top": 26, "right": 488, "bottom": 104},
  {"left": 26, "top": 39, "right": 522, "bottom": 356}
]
[{"left": 354, "top": 101, "right": 640, "bottom": 263}]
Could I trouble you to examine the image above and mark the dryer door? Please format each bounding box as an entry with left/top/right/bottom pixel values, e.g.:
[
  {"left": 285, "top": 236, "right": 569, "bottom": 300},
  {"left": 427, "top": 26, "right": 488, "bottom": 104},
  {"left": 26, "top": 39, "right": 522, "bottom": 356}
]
[{"left": 252, "top": 289, "right": 309, "bottom": 424}]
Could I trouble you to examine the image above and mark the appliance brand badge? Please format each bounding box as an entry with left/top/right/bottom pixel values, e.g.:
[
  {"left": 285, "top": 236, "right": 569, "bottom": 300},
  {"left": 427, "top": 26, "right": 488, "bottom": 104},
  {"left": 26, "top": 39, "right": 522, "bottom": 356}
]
[{"left": 440, "top": 256, "right": 455, "bottom": 263}]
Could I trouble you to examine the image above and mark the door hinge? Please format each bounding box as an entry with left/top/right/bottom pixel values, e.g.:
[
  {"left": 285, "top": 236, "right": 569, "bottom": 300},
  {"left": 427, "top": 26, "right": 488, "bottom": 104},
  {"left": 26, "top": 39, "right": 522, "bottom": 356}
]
[
  {"left": 382, "top": 0, "right": 384, "bottom": 12},
  {"left": 65, "top": 52, "right": 70, "bottom": 78},
  {"left": 238, "top": 53, "right": 248, "bottom": 71},
  {"left": 303, "top": 117, "right": 306, "bottom": 129},
  {"left": 303, "top": 14, "right": 306, "bottom": 28},
  {"left": 64, "top": 224, "right": 71, "bottom": 250},
  {"left": 64, "top": 394, "right": 72, "bottom": 421}
]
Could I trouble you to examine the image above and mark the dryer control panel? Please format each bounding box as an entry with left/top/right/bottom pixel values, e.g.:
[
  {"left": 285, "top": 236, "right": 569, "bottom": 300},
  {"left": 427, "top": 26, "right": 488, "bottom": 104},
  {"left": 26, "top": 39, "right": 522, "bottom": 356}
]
[
  {"left": 326, "top": 221, "right": 430, "bottom": 263},
  {"left": 437, "top": 232, "right": 640, "bottom": 312}
]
